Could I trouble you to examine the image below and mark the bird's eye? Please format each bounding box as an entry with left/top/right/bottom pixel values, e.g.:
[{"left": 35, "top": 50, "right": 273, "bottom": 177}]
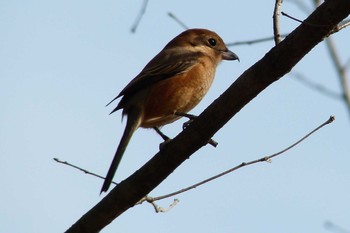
[{"left": 208, "top": 38, "right": 217, "bottom": 46}]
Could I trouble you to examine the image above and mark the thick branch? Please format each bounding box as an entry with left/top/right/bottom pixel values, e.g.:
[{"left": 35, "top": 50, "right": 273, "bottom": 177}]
[{"left": 65, "top": 0, "right": 350, "bottom": 232}]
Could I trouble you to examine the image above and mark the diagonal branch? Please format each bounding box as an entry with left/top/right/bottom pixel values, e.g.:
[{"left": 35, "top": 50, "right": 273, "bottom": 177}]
[{"left": 65, "top": 1, "right": 350, "bottom": 232}]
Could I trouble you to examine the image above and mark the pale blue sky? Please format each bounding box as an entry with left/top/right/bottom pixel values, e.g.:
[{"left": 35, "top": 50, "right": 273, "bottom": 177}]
[{"left": 1, "top": 1, "right": 350, "bottom": 233}]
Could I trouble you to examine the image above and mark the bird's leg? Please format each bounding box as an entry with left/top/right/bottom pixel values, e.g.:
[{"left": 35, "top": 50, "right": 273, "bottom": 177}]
[
  {"left": 153, "top": 127, "right": 171, "bottom": 150},
  {"left": 174, "top": 112, "right": 218, "bottom": 147},
  {"left": 153, "top": 127, "right": 170, "bottom": 141}
]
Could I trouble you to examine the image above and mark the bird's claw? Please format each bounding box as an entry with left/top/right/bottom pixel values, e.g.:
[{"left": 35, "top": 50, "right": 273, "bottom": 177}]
[{"left": 175, "top": 112, "right": 218, "bottom": 148}]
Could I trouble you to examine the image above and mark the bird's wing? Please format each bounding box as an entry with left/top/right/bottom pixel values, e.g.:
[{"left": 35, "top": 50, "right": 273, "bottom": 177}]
[{"left": 107, "top": 49, "right": 201, "bottom": 112}]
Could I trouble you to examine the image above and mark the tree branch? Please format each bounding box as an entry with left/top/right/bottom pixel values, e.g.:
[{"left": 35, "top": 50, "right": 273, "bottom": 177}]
[
  {"left": 65, "top": 1, "right": 350, "bottom": 232},
  {"left": 273, "top": 0, "right": 283, "bottom": 44},
  {"left": 139, "top": 116, "right": 334, "bottom": 204}
]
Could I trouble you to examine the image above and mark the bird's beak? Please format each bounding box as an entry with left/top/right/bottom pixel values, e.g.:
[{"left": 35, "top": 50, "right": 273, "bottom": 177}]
[{"left": 222, "top": 49, "right": 239, "bottom": 62}]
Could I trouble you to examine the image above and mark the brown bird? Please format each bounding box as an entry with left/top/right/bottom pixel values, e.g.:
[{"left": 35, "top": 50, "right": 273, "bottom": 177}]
[{"left": 101, "top": 28, "right": 239, "bottom": 193}]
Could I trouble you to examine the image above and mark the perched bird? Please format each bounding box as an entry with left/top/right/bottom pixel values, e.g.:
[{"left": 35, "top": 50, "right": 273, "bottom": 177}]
[{"left": 101, "top": 28, "right": 239, "bottom": 193}]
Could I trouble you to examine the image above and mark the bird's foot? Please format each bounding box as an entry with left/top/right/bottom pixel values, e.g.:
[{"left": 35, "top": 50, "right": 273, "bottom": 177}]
[{"left": 174, "top": 112, "right": 218, "bottom": 148}]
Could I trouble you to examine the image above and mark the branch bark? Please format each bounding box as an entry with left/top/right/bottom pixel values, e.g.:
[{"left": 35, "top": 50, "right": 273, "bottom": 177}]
[{"left": 65, "top": 0, "right": 350, "bottom": 232}]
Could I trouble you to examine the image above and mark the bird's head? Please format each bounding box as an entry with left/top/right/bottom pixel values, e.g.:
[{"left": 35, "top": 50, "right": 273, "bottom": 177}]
[{"left": 165, "top": 28, "right": 239, "bottom": 63}]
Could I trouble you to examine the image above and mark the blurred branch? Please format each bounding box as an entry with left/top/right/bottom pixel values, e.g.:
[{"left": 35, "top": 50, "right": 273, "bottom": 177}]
[
  {"left": 311, "top": 0, "right": 350, "bottom": 119},
  {"left": 130, "top": 0, "right": 149, "bottom": 33},
  {"left": 227, "top": 34, "right": 288, "bottom": 46},
  {"left": 285, "top": 0, "right": 350, "bottom": 119},
  {"left": 344, "top": 57, "right": 350, "bottom": 71},
  {"left": 167, "top": 12, "right": 189, "bottom": 29},
  {"left": 325, "top": 37, "right": 350, "bottom": 117},
  {"left": 290, "top": 71, "right": 343, "bottom": 100},
  {"left": 273, "top": 0, "right": 283, "bottom": 44},
  {"left": 325, "top": 221, "right": 350, "bottom": 233}
]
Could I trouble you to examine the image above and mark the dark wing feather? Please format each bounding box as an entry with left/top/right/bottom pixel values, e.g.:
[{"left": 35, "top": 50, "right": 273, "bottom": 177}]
[{"left": 107, "top": 49, "right": 201, "bottom": 114}]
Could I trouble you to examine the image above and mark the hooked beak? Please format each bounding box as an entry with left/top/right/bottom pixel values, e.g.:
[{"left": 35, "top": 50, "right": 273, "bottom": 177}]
[{"left": 222, "top": 49, "right": 239, "bottom": 62}]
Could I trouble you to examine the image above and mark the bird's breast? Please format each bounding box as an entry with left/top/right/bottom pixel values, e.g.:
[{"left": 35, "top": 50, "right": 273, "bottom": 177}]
[{"left": 140, "top": 63, "right": 216, "bottom": 128}]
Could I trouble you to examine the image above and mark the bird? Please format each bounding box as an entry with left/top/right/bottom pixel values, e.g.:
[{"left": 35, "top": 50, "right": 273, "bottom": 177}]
[{"left": 101, "top": 28, "right": 239, "bottom": 193}]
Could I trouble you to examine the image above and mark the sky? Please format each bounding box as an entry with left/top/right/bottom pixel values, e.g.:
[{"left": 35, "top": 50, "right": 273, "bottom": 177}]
[{"left": 1, "top": 1, "right": 350, "bottom": 233}]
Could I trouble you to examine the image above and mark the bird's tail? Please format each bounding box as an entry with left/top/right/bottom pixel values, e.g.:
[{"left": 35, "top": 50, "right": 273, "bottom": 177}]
[{"left": 100, "top": 109, "right": 142, "bottom": 193}]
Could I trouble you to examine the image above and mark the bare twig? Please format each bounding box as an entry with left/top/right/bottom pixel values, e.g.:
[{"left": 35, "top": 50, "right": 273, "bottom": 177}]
[
  {"left": 137, "top": 196, "right": 179, "bottom": 213},
  {"left": 282, "top": 11, "right": 332, "bottom": 29},
  {"left": 273, "top": 0, "right": 283, "bottom": 44},
  {"left": 290, "top": 71, "right": 343, "bottom": 100},
  {"left": 331, "top": 19, "right": 350, "bottom": 34},
  {"left": 167, "top": 12, "right": 189, "bottom": 30},
  {"left": 53, "top": 158, "right": 119, "bottom": 186},
  {"left": 282, "top": 11, "right": 350, "bottom": 36},
  {"left": 139, "top": 116, "right": 335, "bottom": 204},
  {"left": 130, "top": 0, "right": 149, "bottom": 33},
  {"left": 290, "top": 0, "right": 350, "bottom": 33},
  {"left": 226, "top": 34, "right": 288, "bottom": 47},
  {"left": 268, "top": 116, "right": 334, "bottom": 159},
  {"left": 282, "top": 11, "right": 304, "bottom": 23}
]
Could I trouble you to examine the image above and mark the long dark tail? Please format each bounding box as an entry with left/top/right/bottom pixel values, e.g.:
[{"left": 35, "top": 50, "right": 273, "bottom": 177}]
[{"left": 100, "top": 110, "right": 142, "bottom": 193}]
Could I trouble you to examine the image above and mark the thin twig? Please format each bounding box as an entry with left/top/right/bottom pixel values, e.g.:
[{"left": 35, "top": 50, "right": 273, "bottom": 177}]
[
  {"left": 143, "top": 116, "right": 335, "bottom": 203},
  {"left": 137, "top": 196, "right": 179, "bottom": 213},
  {"left": 282, "top": 11, "right": 304, "bottom": 23},
  {"left": 167, "top": 12, "right": 189, "bottom": 30},
  {"left": 226, "top": 34, "right": 288, "bottom": 47},
  {"left": 130, "top": 0, "right": 149, "bottom": 33},
  {"left": 269, "top": 116, "right": 334, "bottom": 159},
  {"left": 273, "top": 0, "right": 283, "bottom": 45},
  {"left": 227, "top": 19, "right": 346, "bottom": 48},
  {"left": 331, "top": 19, "right": 350, "bottom": 34},
  {"left": 53, "top": 158, "right": 119, "bottom": 186},
  {"left": 282, "top": 11, "right": 329, "bottom": 28}
]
